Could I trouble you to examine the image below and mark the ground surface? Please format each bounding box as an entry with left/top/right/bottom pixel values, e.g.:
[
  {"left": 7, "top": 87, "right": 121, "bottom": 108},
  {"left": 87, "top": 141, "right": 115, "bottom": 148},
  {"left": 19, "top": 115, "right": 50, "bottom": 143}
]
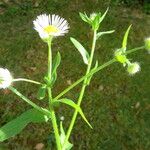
[{"left": 0, "top": 0, "right": 150, "bottom": 150}]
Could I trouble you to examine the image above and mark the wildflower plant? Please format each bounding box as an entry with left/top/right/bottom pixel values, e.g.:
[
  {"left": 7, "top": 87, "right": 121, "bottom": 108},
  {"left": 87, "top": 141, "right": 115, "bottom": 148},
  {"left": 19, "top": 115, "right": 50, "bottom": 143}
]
[{"left": 0, "top": 9, "right": 148, "bottom": 150}]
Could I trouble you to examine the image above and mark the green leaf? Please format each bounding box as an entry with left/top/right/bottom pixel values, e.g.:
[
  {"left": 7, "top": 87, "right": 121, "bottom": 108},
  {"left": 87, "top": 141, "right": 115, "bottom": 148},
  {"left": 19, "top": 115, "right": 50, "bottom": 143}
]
[
  {"left": 60, "top": 122, "right": 73, "bottom": 150},
  {"left": 96, "top": 30, "right": 115, "bottom": 39},
  {"left": 122, "top": 25, "right": 132, "bottom": 52},
  {"left": 92, "top": 14, "right": 101, "bottom": 30},
  {"left": 70, "top": 37, "right": 89, "bottom": 65},
  {"left": 53, "top": 99, "right": 92, "bottom": 128},
  {"left": 0, "top": 109, "right": 49, "bottom": 142},
  {"left": 44, "top": 75, "right": 51, "bottom": 85},
  {"left": 98, "top": 7, "right": 109, "bottom": 24},
  {"left": 79, "top": 12, "right": 91, "bottom": 24},
  {"left": 51, "top": 52, "right": 61, "bottom": 86},
  {"left": 86, "top": 61, "right": 98, "bottom": 85},
  {"left": 37, "top": 84, "right": 46, "bottom": 100}
]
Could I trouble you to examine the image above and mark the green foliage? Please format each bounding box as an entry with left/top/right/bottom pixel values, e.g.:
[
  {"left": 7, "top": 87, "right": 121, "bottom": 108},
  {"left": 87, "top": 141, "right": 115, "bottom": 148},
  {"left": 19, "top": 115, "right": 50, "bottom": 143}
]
[
  {"left": 96, "top": 30, "right": 115, "bottom": 40},
  {"left": 0, "top": 0, "right": 149, "bottom": 149},
  {"left": 122, "top": 25, "right": 132, "bottom": 52},
  {"left": 70, "top": 37, "right": 89, "bottom": 65},
  {"left": 60, "top": 122, "right": 73, "bottom": 150},
  {"left": 53, "top": 99, "right": 92, "bottom": 128},
  {"left": 115, "top": 25, "right": 132, "bottom": 65},
  {"left": 43, "top": 52, "right": 61, "bottom": 88},
  {"left": 79, "top": 8, "right": 109, "bottom": 30},
  {"left": 37, "top": 84, "right": 47, "bottom": 100},
  {"left": 51, "top": 52, "right": 61, "bottom": 87},
  {"left": 86, "top": 61, "right": 98, "bottom": 85},
  {"left": 0, "top": 109, "right": 48, "bottom": 142}
]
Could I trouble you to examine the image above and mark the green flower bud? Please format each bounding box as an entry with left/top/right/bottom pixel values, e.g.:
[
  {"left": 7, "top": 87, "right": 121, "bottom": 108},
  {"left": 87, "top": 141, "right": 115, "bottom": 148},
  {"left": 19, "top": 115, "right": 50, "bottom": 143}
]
[
  {"left": 127, "top": 62, "right": 140, "bottom": 75},
  {"left": 116, "top": 55, "right": 128, "bottom": 64},
  {"left": 145, "top": 37, "right": 150, "bottom": 53},
  {"left": 114, "top": 49, "right": 128, "bottom": 64}
]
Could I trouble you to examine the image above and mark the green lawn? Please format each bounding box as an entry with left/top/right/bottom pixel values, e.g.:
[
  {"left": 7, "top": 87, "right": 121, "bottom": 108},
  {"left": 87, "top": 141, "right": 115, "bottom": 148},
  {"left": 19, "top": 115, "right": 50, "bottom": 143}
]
[{"left": 0, "top": 1, "right": 150, "bottom": 150}]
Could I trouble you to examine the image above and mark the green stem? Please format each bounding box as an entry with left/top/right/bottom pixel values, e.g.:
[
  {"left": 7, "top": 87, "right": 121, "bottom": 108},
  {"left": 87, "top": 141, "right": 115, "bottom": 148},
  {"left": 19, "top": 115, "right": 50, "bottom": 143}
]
[
  {"left": 54, "top": 45, "right": 144, "bottom": 101},
  {"left": 48, "top": 38, "right": 52, "bottom": 80},
  {"left": 47, "top": 39, "right": 61, "bottom": 150},
  {"left": 63, "top": 30, "right": 97, "bottom": 147},
  {"left": 125, "top": 46, "right": 145, "bottom": 55},
  {"left": 13, "top": 78, "right": 42, "bottom": 85},
  {"left": 9, "top": 86, "right": 50, "bottom": 117}
]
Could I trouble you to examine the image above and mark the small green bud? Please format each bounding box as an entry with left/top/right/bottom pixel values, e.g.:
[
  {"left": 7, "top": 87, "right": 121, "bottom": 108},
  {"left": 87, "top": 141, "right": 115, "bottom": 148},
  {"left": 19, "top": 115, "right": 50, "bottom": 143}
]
[
  {"left": 116, "top": 55, "right": 128, "bottom": 64},
  {"left": 127, "top": 62, "right": 140, "bottom": 75},
  {"left": 114, "top": 49, "right": 128, "bottom": 64},
  {"left": 145, "top": 37, "right": 150, "bottom": 53}
]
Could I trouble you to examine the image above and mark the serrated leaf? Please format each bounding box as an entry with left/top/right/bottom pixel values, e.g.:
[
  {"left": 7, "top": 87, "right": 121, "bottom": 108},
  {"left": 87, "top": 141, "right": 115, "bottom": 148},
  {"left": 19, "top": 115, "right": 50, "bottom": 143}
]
[
  {"left": 37, "top": 84, "right": 46, "bottom": 100},
  {"left": 122, "top": 25, "right": 132, "bottom": 52},
  {"left": 53, "top": 99, "right": 92, "bottom": 128},
  {"left": 86, "top": 61, "right": 98, "bottom": 85},
  {"left": 70, "top": 37, "right": 89, "bottom": 65},
  {"left": 96, "top": 30, "right": 115, "bottom": 39},
  {"left": 0, "top": 109, "right": 49, "bottom": 142},
  {"left": 60, "top": 122, "right": 73, "bottom": 150},
  {"left": 51, "top": 52, "right": 61, "bottom": 86}
]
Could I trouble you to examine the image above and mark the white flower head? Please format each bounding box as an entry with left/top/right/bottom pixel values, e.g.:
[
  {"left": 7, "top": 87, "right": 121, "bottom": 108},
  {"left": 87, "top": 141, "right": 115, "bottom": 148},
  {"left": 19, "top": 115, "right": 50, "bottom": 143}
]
[
  {"left": 90, "top": 13, "right": 97, "bottom": 21},
  {"left": 0, "top": 68, "right": 13, "bottom": 89},
  {"left": 127, "top": 62, "right": 140, "bottom": 75},
  {"left": 33, "top": 14, "right": 69, "bottom": 40}
]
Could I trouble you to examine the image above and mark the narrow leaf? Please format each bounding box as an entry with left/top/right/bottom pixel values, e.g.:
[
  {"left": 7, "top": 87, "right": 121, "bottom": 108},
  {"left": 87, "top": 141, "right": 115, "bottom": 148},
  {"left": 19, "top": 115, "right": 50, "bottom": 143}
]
[
  {"left": 92, "top": 15, "right": 101, "bottom": 30},
  {"left": 122, "top": 25, "right": 132, "bottom": 51},
  {"left": 70, "top": 37, "right": 89, "bottom": 65},
  {"left": 60, "top": 122, "right": 73, "bottom": 150},
  {"left": 99, "top": 7, "right": 109, "bottom": 24},
  {"left": 51, "top": 52, "right": 61, "bottom": 86},
  {"left": 96, "top": 30, "right": 115, "bottom": 39},
  {"left": 79, "top": 12, "right": 91, "bottom": 24},
  {"left": 37, "top": 84, "right": 46, "bottom": 100},
  {"left": 54, "top": 99, "right": 92, "bottom": 128},
  {"left": 0, "top": 109, "right": 49, "bottom": 142}
]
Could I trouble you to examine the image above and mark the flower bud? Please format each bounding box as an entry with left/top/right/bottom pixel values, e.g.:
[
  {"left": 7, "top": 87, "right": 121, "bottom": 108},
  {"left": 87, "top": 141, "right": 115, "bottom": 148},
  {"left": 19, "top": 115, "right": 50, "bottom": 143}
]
[
  {"left": 0, "top": 68, "right": 13, "bottom": 89},
  {"left": 90, "top": 13, "right": 97, "bottom": 21},
  {"left": 114, "top": 49, "right": 128, "bottom": 64},
  {"left": 127, "top": 62, "right": 140, "bottom": 75},
  {"left": 145, "top": 37, "right": 150, "bottom": 53}
]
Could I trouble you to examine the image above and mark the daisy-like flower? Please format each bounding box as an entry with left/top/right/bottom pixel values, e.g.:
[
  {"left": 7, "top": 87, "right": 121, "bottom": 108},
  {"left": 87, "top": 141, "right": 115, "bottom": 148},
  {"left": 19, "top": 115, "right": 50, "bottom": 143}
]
[
  {"left": 33, "top": 14, "right": 69, "bottom": 40},
  {"left": 0, "top": 68, "right": 13, "bottom": 89}
]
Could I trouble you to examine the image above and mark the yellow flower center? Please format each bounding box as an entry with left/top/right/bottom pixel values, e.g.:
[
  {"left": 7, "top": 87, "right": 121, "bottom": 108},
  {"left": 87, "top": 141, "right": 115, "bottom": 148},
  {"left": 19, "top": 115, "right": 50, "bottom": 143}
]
[{"left": 44, "top": 25, "right": 59, "bottom": 33}]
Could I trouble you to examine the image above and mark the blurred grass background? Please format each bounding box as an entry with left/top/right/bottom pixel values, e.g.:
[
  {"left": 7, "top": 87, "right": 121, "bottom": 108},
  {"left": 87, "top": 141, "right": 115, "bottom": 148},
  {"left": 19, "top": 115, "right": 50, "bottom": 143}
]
[{"left": 0, "top": 0, "right": 150, "bottom": 149}]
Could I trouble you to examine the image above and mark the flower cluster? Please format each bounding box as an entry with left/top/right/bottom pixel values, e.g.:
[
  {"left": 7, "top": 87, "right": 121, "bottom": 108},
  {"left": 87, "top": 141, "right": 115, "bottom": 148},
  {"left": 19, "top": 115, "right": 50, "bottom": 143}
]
[{"left": 115, "top": 49, "right": 140, "bottom": 75}]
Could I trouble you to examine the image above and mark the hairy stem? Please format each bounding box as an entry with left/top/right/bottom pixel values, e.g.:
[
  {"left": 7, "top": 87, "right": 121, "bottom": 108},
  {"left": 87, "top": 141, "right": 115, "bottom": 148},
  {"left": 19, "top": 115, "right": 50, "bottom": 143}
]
[
  {"left": 47, "top": 39, "right": 61, "bottom": 150},
  {"left": 63, "top": 30, "right": 97, "bottom": 147},
  {"left": 9, "top": 86, "right": 50, "bottom": 117}
]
